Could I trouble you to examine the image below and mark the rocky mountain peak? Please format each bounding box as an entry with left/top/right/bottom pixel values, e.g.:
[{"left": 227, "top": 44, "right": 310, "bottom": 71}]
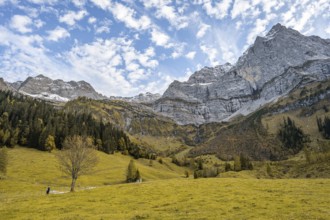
[
  {"left": 154, "top": 23, "right": 330, "bottom": 125},
  {"left": 187, "top": 63, "right": 233, "bottom": 84},
  {"left": 235, "top": 23, "right": 330, "bottom": 89},
  {"left": 16, "top": 74, "right": 106, "bottom": 102}
]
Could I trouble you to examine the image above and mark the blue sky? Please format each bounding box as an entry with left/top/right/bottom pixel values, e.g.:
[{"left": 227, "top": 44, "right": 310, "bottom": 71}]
[{"left": 0, "top": 0, "right": 329, "bottom": 97}]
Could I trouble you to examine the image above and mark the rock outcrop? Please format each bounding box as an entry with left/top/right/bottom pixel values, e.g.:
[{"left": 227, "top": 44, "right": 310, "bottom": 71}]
[{"left": 153, "top": 24, "right": 330, "bottom": 125}]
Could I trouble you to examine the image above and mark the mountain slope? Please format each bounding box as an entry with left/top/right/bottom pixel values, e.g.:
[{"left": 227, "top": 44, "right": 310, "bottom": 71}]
[
  {"left": 189, "top": 78, "right": 330, "bottom": 160},
  {"left": 154, "top": 24, "right": 330, "bottom": 125},
  {"left": 0, "top": 78, "right": 15, "bottom": 92}
]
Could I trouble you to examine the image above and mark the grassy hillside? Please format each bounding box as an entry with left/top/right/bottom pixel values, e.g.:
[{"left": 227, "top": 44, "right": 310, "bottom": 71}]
[
  {"left": 1, "top": 147, "right": 330, "bottom": 219},
  {"left": 0, "top": 147, "right": 188, "bottom": 191}
]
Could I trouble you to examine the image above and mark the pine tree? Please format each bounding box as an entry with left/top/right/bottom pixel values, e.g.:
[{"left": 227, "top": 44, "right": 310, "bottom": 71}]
[
  {"left": 126, "top": 159, "right": 138, "bottom": 183},
  {"left": 278, "top": 117, "right": 307, "bottom": 153}
]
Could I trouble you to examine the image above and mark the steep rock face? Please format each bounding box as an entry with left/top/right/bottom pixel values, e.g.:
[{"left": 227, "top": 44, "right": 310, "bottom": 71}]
[
  {"left": 236, "top": 23, "right": 330, "bottom": 89},
  {"left": 110, "top": 92, "right": 161, "bottom": 104},
  {"left": 154, "top": 24, "right": 330, "bottom": 125},
  {"left": 18, "top": 74, "right": 106, "bottom": 101}
]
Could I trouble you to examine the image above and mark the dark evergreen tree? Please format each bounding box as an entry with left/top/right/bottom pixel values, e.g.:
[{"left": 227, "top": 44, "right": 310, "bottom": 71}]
[
  {"left": 317, "top": 116, "right": 330, "bottom": 139},
  {"left": 278, "top": 117, "right": 308, "bottom": 153}
]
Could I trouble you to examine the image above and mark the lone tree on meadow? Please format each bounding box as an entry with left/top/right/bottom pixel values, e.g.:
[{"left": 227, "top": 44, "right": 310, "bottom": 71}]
[
  {"left": 126, "top": 159, "right": 141, "bottom": 183},
  {"left": 56, "top": 136, "right": 98, "bottom": 192}
]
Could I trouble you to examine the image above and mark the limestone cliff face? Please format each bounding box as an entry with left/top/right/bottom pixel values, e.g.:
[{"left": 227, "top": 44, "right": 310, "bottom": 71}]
[
  {"left": 153, "top": 24, "right": 330, "bottom": 125},
  {"left": 110, "top": 92, "right": 161, "bottom": 104}
]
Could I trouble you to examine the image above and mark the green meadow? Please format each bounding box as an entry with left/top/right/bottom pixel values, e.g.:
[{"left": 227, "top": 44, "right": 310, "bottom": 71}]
[{"left": 1, "top": 147, "right": 329, "bottom": 219}]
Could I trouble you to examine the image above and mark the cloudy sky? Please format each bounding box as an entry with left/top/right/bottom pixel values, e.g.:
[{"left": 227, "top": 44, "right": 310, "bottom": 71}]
[{"left": 0, "top": 0, "right": 329, "bottom": 97}]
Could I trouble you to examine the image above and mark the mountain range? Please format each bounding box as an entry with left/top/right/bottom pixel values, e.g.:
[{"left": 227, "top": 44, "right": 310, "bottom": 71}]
[
  {"left": 1, "top": 23, "right": 330, "bottom": 127},
  {"left": 0, "top": 23, "right": 330, "bottom": 160}
]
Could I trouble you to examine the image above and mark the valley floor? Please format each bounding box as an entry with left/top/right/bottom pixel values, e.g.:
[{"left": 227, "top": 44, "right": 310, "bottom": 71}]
[
  {"left": 1, "top": 178, "right": 329, "bottom": 219},
  {"left": 0, "top": 147, "right": 329, "bottom": 219}
]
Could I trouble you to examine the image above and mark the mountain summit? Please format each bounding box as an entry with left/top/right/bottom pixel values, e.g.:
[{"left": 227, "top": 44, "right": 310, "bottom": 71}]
[
  {"left": 17, "top": 75, "right": 106, "bottom": 101},
  {"left": 153, "top": 23, "right": 330, "bottom": 125}
]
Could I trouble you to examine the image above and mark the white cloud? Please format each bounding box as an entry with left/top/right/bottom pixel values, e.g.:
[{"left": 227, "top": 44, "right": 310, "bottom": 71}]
[
  {"left": 0, "top": 25, "right": 67, "bottom": 83},
  {"left": 325, "top": 26, "right": 330, "bottom": 35},
  {"left": 91, "top": 1, "right": 151, "bottom": 31},
  {"left": 110, "top": 2, "right": 151, "bottom": 31},
  {"left": 142, "top": 0, "right": 189, "bottom": 29},
  {"left": 171, "top": 51, "right": 181, "bottom": 59},
  {"left": 231, "top": 0, "right": 260, "bottom": 19},
  {"left": 95, "top": 25, "right": 110, "bottom": 34},
  {"left": 246, "top": 13, "right": 277, "bottom": 45},
  {"left": 63, "top": 37, "right": 160, "bottom": 95},
  {"left": 247, "top": 18, "right": 268, "bottom": 45},
  {"left": 59, "top": 10, "right": 88, "bottom": 26},
  {"left": 88, "top": 16, "right": 97, "bottom": 24},
  {"left": 193, "top": 0, "right": 232, "bottom": 20},
  {"left": 197, "top": 23, "right": 210, "bottom": 38},
  {"left": 64, "top": 38, "right": 131, "bottom": 95},
  {"left": 235, "top": 21, "right": 242, "bottom": 30},
  {"left": 219, "top": 43, "right": 236, "bottom": 64},
  {"left": 200, "top": 44, "right": 219, "bottom": 66},
  {"left": 185, "top": 51, "right": 196, "bottom": 59},
  {"left": 34, "top": 19, "right": 44, "bottom": 28},
  {"left": 72, "top": 0, "right": 86, "bottom": 7},
  {"left": 138, "top": 47, "right": 158, "bottom": 68},
  {"left": 150, "top": 28, "right": 170, "bottom": 47},
  {"left": 89, "top": 0, "right": 112, "bottom": 10},
  {"left": 10, "top": 15, "right": 33, "bottom": 33},
  {"left": 27, "top": 0, "right": 59, "bottom": 4},
  {"left": 280, "top": 0, "right": 330, "bottom": 34},
  {"left": 47, "top": 26, "right": 70, "bottom": 41},
  {"left": 202, "top": 0, "right": 233, "bottom": 20}
]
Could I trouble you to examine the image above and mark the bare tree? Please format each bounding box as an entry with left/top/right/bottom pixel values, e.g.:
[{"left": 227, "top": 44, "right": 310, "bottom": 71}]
[{"left": 57, "top": 136, "right": 98, "bottom": 192}]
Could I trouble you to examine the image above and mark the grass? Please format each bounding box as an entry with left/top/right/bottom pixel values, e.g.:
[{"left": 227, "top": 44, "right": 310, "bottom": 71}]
[{"left": 1, "top": 147, "right": 330, "bottom": 219}]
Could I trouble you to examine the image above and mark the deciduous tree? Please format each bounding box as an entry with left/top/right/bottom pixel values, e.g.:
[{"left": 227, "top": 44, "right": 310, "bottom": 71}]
[{"left": 56, "top": 136, "right": 98, "bottom": 192}]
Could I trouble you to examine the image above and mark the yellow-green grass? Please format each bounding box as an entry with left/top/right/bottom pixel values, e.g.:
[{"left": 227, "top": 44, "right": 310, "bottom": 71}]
[
  {"left": 1, "top": 147, "right": 330, "bottom": 219},
  {"left": 130, "top": 134, "right": 190, "bottom": 156},
  {"left": 1, "top": 177, "right": 329, "bottom": 219},
  {"left": 0, "top": 147, "right": 188, "bottom": 193}
]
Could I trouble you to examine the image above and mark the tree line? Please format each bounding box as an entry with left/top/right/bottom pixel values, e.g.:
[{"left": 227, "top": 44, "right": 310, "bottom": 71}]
[{"left": 0, "top": 91, "right": 151, "bottom": 159}]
